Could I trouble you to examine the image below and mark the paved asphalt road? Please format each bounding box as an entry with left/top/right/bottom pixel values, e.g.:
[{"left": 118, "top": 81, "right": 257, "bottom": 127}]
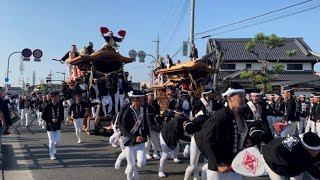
[
  {"left": 1, "top": 116, "right": 197, "bottom": 180},
  {"left": 2, "top": 115, "right": 313, "bottom": 180}
]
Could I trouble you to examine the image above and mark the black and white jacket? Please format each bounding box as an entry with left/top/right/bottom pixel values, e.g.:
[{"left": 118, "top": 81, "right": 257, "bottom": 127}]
[
  {"left": 69, "top": 101, "right": 98, "bottom": 119},
  {"left": 19, "top": 99, "right": 33, "bottom": 109},
  {"left": 284, "top": 96, "right": 300, "bottom": 122},
  {"left": 41, "top": 103, "right": 64, "bottom": 131},
  {"left": 145, "top": 101, "right": 161, "bottom": 132},
  {"left": 161, "top": 116, "right": 191, "bottom": 150},
  {"left": 274, "top": 100, "right": 285, "bottom": 117},
  {"left": 120, "top": 106, "right": 149, "bottom": 146},
  {"left": 263, "top": 136, "right": 318, "bottom": 177},
  {"left": 194, "top": 107, "right": 248, "bottom": 171},
  {"left": 193, "top": 98, "right": 212, "bottom": 116}
]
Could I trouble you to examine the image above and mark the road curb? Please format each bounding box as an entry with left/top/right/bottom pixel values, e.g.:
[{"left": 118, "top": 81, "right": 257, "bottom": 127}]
[{"left": 0, "top": 143, "right": 3, "bottom": 180}]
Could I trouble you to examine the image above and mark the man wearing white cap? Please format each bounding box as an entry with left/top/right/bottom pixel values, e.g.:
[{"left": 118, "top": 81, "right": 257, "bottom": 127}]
[
  {"left": 262, "top": 132, "right": 320, "bottom": 180},
  {"left": 192, "top": 88, "right": 213, "bottom": 117},
  {"left": 120, "top": 90, "right": 148, "bottom": 180},
  {"left": 145, "top": 91, "right": 162, "bottom": 160},
  {"left": 186, "top": 83, "right": 247, "bottom": 180},
  {"left": 242, "top": 89, "right": 273, "bottom": 144},
  {"left": 281, "top": 86, "right": 300, "bottom": 137}
]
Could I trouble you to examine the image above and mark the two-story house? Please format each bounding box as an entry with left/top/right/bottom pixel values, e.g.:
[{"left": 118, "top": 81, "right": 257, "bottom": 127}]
[{"left": 204, "top": 38, "right": 320, "bottom": 95}]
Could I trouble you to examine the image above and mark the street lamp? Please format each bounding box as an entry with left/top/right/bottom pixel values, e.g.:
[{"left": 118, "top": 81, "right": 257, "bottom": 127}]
[
  {"left": 56, "top": 72, "right": 66, "bottom": 81},
  {"left": 6, "top": 51, "right": 21, "bottom": 90}
]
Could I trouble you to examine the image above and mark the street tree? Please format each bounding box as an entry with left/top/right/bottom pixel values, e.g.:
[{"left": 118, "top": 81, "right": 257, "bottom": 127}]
[
  {"left": 240, "top": 32, "right": 296, "bottom": 94},
  {"left": 141, "top": 83, "right": 148, "bottom": 92}
]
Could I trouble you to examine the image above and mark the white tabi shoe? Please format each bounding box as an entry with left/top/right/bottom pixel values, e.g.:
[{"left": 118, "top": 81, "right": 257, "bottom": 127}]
[
  {"left": 114, "top": 158, "right": 121, "bottom": 170},
  {"left": 77, "top": 140, "right": 82, "bottom": 144},
  {"left": 153, "top": 154, "right": 160, "bottom": 160},
  {"left": 183, "top": 144, "right": 190, "bottom": 157},
  {"left": 146, "top": 154, "right": 152, "bottom": 159},
  {"left": 158, "top": 171, "right": 166, "bottom": 178},
  {"left": 50, "top": 155, "right": 56, "bottom": 160},
  {"left": 173, "top": 158, "right": 181, "bottom": 163}
]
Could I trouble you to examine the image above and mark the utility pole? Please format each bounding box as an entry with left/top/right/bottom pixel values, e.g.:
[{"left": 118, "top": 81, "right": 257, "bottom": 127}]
[
  {"left": 32, "top": 70, "right": 36, "bottom": 86},
  {"left": 152, "top": 35, "right": 160, "bottom": 60},
  {"left": 190, "top": 0, "right": 195, "bottom": 48},
  {"left": 18, "top": 55, "right": 24, "bottom": 88},
  {"left": 152, "top": 36, "right": 160, "bottom": 86}
]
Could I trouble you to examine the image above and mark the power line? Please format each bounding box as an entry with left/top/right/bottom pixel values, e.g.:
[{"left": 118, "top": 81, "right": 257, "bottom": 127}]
[
  {"left": 171, "top": 2, "right": 320, "bottom": 58},
  {"left": 159, "top": 0, "right": 184, "bottom": 40},
  {"left": 194, "top": 0, "right": 314, "bottom": 37},
  {"left": 154, "top": 0, "right": 177, "bottom": 39},
  {"left": 197, "top": 3, "right": 320, "bottom": 39},
  {"left": 164, "top": 0, "right": 190, "bottom": 52},
  {"left": 172, "top": 46, "right": 183, "bottom": 59}
]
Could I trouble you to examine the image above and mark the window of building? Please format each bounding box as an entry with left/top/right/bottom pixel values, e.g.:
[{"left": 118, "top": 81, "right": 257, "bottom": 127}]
[
  {"left": 246, "top": 64, "right": 252, "bottom": 69},
  {"left": 287, "top": 64, "right": 303, "bottom": 71},
  {"left": 221, "top": 64, "right": 236, "bottom": 70}
]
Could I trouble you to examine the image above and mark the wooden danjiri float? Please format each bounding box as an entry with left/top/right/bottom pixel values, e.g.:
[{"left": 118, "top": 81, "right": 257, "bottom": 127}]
[
  {"left": 153, "top": 59, "right": 212, "bottom": 112},
  {"left": 65, "top": 28, "right": 134, "bottom": 135}
]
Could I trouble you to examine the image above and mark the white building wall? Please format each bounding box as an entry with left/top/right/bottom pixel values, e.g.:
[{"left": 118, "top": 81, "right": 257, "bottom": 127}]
[{"left": 220, "top": 62, "right": 313, "bottom": 71}]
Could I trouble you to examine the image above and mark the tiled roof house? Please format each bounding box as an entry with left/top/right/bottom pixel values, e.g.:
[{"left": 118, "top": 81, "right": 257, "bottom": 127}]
[{"left": 204, "top": 38, "right": 320, "bottom": 94}]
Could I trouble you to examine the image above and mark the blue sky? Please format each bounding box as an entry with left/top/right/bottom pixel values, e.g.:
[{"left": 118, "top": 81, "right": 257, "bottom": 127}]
[{"left": 0, "top": 0, "right": 319, "bottom": 87}]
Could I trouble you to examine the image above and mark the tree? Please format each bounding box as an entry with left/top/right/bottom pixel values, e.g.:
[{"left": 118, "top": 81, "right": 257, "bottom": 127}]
[
  {"left": 240, "top": 32, "right": 296, "bottom": 94},
  {"left": 141, "top": 83, "right": 148, "bottom": 92},
  {"left": 210, "top": 46, "right": 227, "bottom": 92}
]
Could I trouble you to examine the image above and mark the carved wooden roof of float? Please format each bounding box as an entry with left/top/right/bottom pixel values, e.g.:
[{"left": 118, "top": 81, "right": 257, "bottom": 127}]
[
  {"left": 155, "top": 60, "right": 211, "bottom": 75},
  {"left": 67, "top": 46, "right": 134, "bottom": 73}
]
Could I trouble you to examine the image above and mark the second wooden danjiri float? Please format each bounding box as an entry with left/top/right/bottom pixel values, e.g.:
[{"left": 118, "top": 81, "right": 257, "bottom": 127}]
[{"left": 153, "top": 59, "right": 212, "bottom": 113}]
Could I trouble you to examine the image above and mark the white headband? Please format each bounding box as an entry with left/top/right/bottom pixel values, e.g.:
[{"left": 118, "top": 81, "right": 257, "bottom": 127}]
[
  {"left": 128, "top": 91, "right": 145, "bottom": 98},
  {"left": 250, "top": 93, "right": 261, "bottom": 96},
  {"left": 283, "top": 89, "right": 293, "bottom": 92},
  {"left": 146, "top": 93, "right": 154, "bottom": 96},
  {"left": 174, "top": 110, "right": 184, "bottom": 115},
  {"left": 249, "top": 129, "right": 265, "bottom": 136},
  {"left": 202, "top": 90, "right": 212, "bottom": 95},
  {"left": 299, "top": 134, "right": 320, "bottom": 150},
  {"left": 222, "top": 88, "right": 245, "bottom": 97}
]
